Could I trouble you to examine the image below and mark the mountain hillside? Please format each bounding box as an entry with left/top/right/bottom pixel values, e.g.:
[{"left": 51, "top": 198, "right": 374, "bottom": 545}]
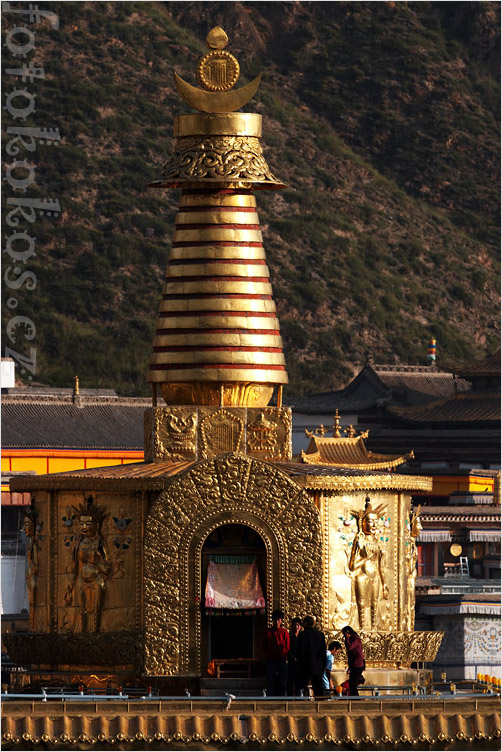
[{"left": 2, "top": 1, "right": 500, "bottom": 396}]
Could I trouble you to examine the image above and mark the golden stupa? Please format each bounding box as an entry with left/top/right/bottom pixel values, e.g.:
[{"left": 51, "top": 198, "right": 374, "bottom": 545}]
[{"left": 8, "top": 26, "right": 443, "bottom": 691}]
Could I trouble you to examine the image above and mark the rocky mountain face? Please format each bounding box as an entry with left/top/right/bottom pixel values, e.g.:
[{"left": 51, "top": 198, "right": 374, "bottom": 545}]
[{"left": 2, "top": 1, "right": 499, "bottom": 396}]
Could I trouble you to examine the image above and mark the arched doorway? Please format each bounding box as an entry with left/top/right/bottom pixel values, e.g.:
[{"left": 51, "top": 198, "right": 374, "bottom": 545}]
[
  {"left": 144, "top": 453, "right": 323, "bottom": 677},
  {"left": 200, "top": 524, "right": 267, "bottom": 670}
]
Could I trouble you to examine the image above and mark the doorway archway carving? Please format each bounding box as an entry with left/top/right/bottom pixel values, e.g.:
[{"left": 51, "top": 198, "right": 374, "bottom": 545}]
[{"left": 144, "top": 453, "right": 322, "bottom": 675}]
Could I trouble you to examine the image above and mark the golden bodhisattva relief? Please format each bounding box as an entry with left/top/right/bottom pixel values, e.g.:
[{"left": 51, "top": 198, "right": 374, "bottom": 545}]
[
  {"left": 348, "top": 497, "right": 389, "bottom": 631},
  {"left": 64, "top": 499, "right": 113, "bottom": 633}
]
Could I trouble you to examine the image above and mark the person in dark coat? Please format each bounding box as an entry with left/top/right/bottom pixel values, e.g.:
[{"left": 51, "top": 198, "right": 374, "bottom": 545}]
[
  {"left": 262, "top": 608, "right": 290, "bottom": 696},
  {"left": 341, "top": 625, "right": 365, "bottom": 696},
  {"left": 298, "top": 615, "right": 326, "bottom": 697},
  {"left": 287, "top": 617, "right": 302, "bottom": 696}
]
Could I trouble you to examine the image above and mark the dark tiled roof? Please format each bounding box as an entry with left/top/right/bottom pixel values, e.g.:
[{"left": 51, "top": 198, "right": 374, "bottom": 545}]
[
  {"left": 289, "top": 364, "right": 469, "bottom": 414},
  {"left": 373, "top": 366, "right": 470, "bottom": 398},
  {"left": 2, "top": 402, "right": 145, "bottom": 450},
  {"left": 420, "top": 505, "right": 500, "bottom": 521},
  {"left": 455, "top": 349, "right": 501, "bottom": 379},
  {"left": 388, "top": 392, "right": 500, "bottom": 424}
]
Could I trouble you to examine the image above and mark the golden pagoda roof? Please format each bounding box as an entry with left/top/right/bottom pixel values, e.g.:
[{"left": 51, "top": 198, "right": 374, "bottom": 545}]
[
  {"left": 301, "top": 410, "right": 413, "bottom": 470},
  {"left": 301, "top": 434, "right": 412, "bottom": 470}
]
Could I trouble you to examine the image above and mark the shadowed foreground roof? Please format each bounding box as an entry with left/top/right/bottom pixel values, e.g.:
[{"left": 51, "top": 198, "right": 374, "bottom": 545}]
[{"left": 2, "top": 696, "right": 500, "bottom": 749}]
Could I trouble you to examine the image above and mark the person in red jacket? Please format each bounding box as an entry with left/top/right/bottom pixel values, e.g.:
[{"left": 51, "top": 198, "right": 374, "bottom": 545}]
[
  {"left": 341, "top": 625, "right": 365, "bottom": 696},
  {"left": 262, "top": 609, "right": 290, "bottom": 696}
]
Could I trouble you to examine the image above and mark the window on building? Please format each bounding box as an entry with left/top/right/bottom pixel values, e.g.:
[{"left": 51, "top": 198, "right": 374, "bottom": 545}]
[{"left": 417, "top": 543, "right": 434, "bottom": 576}]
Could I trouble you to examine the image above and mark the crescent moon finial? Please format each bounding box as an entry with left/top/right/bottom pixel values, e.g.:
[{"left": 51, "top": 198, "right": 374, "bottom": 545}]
[{"left": 173, "top": 27, "right": 261, "bottom": 113}]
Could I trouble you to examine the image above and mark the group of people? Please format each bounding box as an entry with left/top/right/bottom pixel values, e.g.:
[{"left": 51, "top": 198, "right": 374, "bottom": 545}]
[{"left": 262, "top": 610, "right": 365, "bottom": 697}]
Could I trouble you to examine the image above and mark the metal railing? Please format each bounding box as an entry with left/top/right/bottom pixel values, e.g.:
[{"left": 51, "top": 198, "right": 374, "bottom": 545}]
[{"left": 2, "top": 685, "right": 496, "bottom": 703}]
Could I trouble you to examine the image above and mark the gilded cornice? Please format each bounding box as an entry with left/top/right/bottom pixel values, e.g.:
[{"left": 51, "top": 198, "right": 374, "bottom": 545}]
[{"left": 292, "top": 473, "right": 433, "bottom": 492}]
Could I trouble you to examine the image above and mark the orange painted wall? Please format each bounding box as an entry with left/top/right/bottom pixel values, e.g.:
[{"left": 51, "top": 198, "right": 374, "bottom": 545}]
[{"left": 2, "top": 450, "right": 144, "bottom": 503}]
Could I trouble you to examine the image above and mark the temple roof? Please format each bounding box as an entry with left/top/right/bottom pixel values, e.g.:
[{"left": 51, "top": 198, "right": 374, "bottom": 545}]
[
  {"left": 289, "top": 363, "right": 470, "bottom": 414},
  {"left": 420, "top": 506, "right": 501, "bottom": 523},
  {"left": 455, "top": 349, "right": 501, "bottom": 380},
  {"left": 300, "top": 434, "right": 412, "bottom": 470},
  {"left": 2, "top": 401, "right": 147, "bottom": 450},
  {"left": 9, "top": 455, "right": 432, "bottom": 493},
  {"left": 387, "top": 392, "right": 500, "bottom": 425}
]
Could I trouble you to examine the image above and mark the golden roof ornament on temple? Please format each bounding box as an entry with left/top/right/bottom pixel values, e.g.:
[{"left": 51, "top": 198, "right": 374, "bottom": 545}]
[
  {"left": 302, "top": 412, "right": 414, "bottom": 471},
  {"left": 147, "top": 26, "right": 287, "bottom": 406}
]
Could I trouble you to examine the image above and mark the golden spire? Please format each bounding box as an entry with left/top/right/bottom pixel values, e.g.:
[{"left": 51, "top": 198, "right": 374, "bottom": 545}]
[
  {"left": 333, "top": 409, "right": 342, "bottom": 438},
  {"left": 148, "top": 27, "right": 287, "bottom": 407}
]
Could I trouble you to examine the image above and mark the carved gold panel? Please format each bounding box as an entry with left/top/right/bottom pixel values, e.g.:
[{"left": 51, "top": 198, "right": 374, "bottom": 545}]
[
  {"left": 144, "top": 453, "right": 323, "bottom": 676},
  {"left": 199, "top": 408, "right": 245, "bottom": 458},
  {"left": 328, "top": 630, "right": 444, "bottom": 668},
  {"left": 246, "top": 407, "right": 292, "bottom": 460},
  {"left": 145, "top": 407, "right": 198, "bottom": 462}
]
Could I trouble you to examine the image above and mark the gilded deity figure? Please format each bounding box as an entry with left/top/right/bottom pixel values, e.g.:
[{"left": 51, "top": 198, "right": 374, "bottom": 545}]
[
  {"left": 22, "top": 509, "right": 39, "bottom": 630},
  {"left": 404, "top": 506, "right": 422, "bottom": 631},
  {"left": 64, "top": 499, "right": 111, "bottom": 633},
  {"left": 348, "top": 498, "right": 388, "bottom": 630}
]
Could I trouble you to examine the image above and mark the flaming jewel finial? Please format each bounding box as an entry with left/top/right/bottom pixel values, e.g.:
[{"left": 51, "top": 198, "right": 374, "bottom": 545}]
[{"left": 173, "top": 26, "right": 261, "bottom": 113}]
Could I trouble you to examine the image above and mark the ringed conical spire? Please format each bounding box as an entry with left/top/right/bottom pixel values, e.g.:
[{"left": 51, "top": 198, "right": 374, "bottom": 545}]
[{"left": 148, "top": 28, "right": 287, "bottom": 408}]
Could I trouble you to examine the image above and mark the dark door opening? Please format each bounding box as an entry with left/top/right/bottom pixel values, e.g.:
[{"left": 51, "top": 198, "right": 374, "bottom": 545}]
[
  {"left": 201, "top": 524, "right": 267, "bottom": 669},
  {"left": 210, "top": 614, "right": 253, "bottom": 659}
]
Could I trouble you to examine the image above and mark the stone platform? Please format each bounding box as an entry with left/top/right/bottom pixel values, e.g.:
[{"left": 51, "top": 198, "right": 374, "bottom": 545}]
[{"left": 331, "top": 668, "right": 433, "bottom": 694}]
